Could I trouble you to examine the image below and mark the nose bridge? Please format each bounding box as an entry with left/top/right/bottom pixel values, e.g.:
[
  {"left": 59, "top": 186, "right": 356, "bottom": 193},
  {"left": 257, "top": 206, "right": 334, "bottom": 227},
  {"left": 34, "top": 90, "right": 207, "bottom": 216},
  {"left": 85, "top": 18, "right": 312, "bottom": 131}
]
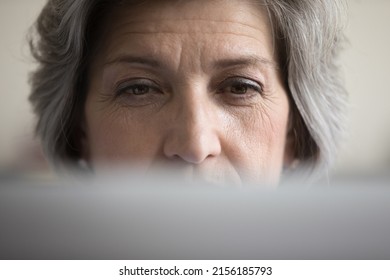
[
  {"left": 179, "top": 86, "right": 209, "bottom": 135},
  {"left": 163, "top": 85, "right": 221, "bottom": 164}
]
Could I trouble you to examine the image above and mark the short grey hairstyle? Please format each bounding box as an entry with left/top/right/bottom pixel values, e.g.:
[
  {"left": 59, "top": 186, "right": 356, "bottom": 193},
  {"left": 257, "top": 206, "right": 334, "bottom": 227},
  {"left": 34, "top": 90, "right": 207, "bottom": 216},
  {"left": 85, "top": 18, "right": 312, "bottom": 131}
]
[{"left": 29, "top": 0, "right": 347, "bottom": 177}]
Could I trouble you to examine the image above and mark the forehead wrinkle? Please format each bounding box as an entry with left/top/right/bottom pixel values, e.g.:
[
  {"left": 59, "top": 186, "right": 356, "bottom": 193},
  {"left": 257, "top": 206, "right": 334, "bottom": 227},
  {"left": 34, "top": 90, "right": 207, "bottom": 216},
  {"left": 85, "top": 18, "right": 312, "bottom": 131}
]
[
  {"left": 106, "top": 30, "right": 277, "bottom": 73},
  {"left": 101, "top": 32, "right": 278, "bottom": 75},
  {"left": 118, "top": 31, "right": 267, "bottom": 47},
  {"left": 113, "top": 18, "right": 266, "bottom": 33},
  {"left": 110, "top": 16, "right": 270, "bottom": 42}
]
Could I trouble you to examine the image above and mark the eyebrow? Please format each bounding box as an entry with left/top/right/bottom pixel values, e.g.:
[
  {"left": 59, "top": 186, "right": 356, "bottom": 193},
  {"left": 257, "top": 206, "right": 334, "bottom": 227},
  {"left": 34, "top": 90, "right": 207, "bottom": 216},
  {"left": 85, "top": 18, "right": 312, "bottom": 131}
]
[
  {"left": 104, "top": 54, "right": 277, "bottom": 70},
  {"left": 213, "top": 55, "right": 277, "bottom": 70},
  {"left": 104, "top": 56, "right": 161, "bottom": 68}
]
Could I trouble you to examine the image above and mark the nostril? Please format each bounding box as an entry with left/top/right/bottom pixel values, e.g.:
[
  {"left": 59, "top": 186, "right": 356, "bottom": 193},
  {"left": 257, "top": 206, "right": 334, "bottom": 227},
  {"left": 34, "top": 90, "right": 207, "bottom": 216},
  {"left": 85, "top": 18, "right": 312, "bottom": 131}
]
[
  {"left": 163, "top": 137, "right": 220, "bottom": 165},
  {"left": 167, "top": 150, "right": 210, "bottom": 165}
]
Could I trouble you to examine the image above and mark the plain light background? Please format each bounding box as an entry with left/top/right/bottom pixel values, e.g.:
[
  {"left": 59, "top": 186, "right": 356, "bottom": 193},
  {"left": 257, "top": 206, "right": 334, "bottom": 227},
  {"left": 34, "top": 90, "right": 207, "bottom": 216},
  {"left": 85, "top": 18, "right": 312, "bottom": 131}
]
[{"left": 0, "top": 0, "right": 389, "bottom": 175}]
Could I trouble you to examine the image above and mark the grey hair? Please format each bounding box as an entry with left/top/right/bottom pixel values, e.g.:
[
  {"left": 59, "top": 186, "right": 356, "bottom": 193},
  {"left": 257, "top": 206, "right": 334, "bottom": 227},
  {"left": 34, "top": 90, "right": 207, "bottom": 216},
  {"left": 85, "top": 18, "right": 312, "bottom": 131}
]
[
  {"left": 29, "top": 0, "right": 114, "bottom": 169},
  {"left": 263, "top": 0, "right": 348, "bottom": 178},
  {"left": 29, "top": 0, "right": 347, "bottom": 177}
]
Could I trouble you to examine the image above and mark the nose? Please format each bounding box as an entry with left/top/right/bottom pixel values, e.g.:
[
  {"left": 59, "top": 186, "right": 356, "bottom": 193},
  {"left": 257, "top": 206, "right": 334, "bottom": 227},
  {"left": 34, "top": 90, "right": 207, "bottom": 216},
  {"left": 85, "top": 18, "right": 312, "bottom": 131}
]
[{"left": 163, "top": 93, "right": 222, "bottom": 164}]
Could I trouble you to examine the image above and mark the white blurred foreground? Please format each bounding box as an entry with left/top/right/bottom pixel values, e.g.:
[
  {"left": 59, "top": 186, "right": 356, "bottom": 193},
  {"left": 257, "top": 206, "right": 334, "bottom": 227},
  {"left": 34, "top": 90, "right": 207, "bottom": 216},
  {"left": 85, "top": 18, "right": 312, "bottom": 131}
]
[{"left": 1, "top": 172, "right": 389, "bottom": 259}]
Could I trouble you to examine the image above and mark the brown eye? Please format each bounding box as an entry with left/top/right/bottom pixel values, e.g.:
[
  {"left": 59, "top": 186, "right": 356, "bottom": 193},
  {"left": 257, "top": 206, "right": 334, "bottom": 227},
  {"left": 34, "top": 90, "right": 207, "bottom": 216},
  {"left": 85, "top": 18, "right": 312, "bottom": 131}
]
[
  {"left": 230, "top": 83, "right": 249, "bottom": 95},
  {"left": 218, "top": 77, "right": 263, "bottom": 96},
  {"left": 115, "top": 78, "right": 164, "bottom": 107},
  {"left": 127, "top": 84, "right": 150, "bottom": 95},
  {"left": 116, "top": 79, "right": 162, "bottom": 96}
]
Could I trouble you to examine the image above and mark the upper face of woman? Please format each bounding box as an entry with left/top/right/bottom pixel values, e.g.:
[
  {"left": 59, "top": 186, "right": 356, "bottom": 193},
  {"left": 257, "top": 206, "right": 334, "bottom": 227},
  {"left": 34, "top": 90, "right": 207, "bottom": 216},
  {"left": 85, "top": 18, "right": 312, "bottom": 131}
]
[{"left": 83, "top": 0, "right": 292, "bottom": 186}]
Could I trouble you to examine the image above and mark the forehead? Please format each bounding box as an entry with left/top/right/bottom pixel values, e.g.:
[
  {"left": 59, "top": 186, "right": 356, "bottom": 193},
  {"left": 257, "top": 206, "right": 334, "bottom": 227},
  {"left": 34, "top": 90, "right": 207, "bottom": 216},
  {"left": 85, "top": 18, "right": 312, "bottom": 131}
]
[
  {"left": 107, "top": 0, "right": 269, "bottom": 31},
  {"left": 94, "top": 0, "right": 276, "bottom": 69}
]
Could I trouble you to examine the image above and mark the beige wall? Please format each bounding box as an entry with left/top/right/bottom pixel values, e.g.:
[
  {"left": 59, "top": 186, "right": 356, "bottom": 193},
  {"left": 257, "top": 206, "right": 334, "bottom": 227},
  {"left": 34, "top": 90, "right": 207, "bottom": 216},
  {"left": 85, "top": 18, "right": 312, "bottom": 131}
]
[
  {"left": 0, "top": 0, "right": 47, "bottom": 170},
  {"left": 1, "top": 0, "right": 389, "bottom": 174},
  {"left": 334, "top": 0, "right": 390, "bottom": 174}
]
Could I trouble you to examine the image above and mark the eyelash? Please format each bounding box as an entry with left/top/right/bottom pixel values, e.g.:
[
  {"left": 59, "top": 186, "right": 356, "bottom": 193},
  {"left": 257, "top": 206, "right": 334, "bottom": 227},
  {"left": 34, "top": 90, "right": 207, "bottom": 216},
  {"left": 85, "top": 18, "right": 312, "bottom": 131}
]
[
  {"left": 115, "top": 78, "right": 162, "bottom": 96},
  {"left": 217, "top": 77, "right": 264, "bottom": 97}
]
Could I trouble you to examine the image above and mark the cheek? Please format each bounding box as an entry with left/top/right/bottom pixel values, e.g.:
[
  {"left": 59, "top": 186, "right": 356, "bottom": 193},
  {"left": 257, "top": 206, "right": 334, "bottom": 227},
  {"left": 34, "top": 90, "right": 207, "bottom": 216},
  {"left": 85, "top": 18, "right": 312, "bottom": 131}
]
[
  {"left": 224, "top": 99, "right": 289, "bottom": 181},
  {"left": 85, "top": 105, "right": 163, "bottom": 167}
]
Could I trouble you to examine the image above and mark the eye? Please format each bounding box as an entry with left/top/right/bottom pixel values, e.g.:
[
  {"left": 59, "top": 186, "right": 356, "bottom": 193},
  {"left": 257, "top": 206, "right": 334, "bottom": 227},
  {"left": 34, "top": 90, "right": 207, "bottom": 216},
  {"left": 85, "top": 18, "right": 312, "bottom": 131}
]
[
  {"left": 125, "top": 84, "right": 151, "bottom": 95},
  {"left": 116, "top": 79, "right": 162, "bottom": 96},
  {"left": 218, "top": 77, "right": 263, "bottom": 98},
  {"left": 115, "top": 78, "right": 164, "bottom": 107},
  {"left": 230, "top": 83, "right": 249, "bottom": 95}
]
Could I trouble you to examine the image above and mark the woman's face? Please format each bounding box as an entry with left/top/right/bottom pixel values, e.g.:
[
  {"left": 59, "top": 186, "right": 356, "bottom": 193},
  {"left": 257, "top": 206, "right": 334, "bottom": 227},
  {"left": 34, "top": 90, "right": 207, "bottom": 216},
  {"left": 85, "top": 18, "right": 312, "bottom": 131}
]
[{"left": 84, "top": 0, "right": 292, "bottom": 185}]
